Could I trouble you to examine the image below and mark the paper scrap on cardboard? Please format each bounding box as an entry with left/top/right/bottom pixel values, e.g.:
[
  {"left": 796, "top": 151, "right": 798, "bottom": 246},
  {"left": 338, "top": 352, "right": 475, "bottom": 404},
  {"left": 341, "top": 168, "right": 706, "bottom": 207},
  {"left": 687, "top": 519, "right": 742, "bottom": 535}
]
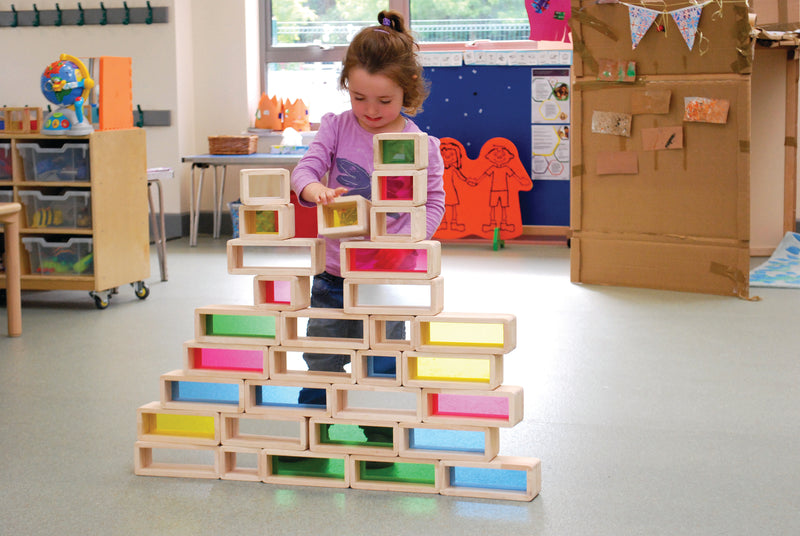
[
  {"left": 596, "top": 151, "right": 638, "bottom": 175},
  {"left": 591, "top": 111, "right": 633, "bottom": 137},
  {"left": 630, "top": 90, "right": 671, "bottom": 114},
  {"left": 641, "top": 126, "right": 683, "bottom": 150},
  {"left": 683, "top": 97, "right": 729, "bottom": 123},
  {"left": 597, "top": 59, "right": 637, "bottom": 82}
]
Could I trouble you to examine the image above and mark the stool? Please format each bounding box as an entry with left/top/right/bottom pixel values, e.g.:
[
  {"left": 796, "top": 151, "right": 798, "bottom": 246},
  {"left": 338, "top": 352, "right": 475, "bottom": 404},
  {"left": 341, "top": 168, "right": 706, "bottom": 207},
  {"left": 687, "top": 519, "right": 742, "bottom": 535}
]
[
  {"left": 147, "top": 168, "right": 172, "bottom": 282},
  {"left": 0, "top": 202, "right": 22, "bottom": 337}
]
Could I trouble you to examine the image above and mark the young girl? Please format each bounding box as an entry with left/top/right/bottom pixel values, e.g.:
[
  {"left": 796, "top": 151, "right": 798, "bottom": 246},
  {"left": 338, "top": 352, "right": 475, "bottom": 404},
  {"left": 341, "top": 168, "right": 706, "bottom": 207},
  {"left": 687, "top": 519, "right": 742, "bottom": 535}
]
[{"left": 290, "top": 10, "right": 445, "bottom": 415}]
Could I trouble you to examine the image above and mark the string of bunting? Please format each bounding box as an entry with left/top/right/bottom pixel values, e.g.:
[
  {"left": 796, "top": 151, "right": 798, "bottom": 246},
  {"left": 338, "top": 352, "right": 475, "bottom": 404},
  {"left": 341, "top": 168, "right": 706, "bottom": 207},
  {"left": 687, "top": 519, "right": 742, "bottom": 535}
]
[{"left": 622, "top": 1, "right": 712, "bottom": 50}]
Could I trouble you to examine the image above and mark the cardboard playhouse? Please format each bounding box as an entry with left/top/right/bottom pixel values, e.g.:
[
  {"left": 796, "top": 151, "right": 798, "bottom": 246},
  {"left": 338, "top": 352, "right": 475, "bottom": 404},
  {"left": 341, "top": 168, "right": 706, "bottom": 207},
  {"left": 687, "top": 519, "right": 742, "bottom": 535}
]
[{"left": 569, "top": 0, "right": 754, "bottom": 297}]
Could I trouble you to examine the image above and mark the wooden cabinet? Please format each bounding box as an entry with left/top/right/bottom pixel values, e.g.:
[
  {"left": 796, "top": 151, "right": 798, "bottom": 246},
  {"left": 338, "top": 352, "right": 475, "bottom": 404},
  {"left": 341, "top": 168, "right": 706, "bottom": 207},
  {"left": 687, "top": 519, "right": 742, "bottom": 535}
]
[{"left": 0, "top": 128, "right": 150, "bottom": 307}]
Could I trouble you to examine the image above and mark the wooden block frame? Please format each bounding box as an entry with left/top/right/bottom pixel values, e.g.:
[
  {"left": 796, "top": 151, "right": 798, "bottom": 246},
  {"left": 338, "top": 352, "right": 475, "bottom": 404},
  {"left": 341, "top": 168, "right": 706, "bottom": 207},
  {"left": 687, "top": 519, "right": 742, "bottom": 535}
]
[
  {"left": 244, "top": 379, "right": 331, "bottom": 418},
  {"left": 369, "top": 315, "right": 414, "bottom": 351},
  {"left": 220, "top": 446, "right": 264, "bottom": 482},
  {"left": 195, "top": 305, "right": 280, "bottom": 346},
  {"left": 136, "top": 401, "right": 221, "bottom": 446},
  {"left": 240, "top": 168, "right": 291, "bottom": 205},
  {"left": 253, "top": 275, "right": 310, "bottom": 311},
  {"left": 373, "top": 132, "right": 429, "bottom": 171},
  {"left": 402, "top": 352, "right": 503, "bottom": 390},
  {"left": 308, "top": 417, "right": 399, "bottom": 456},
  {"left": 412, "top": 313, "right": 517, "bottom": 355},
  {"left": 161, "top": 370, "right": 245, "bottom": 413},
  {"left": 344, "top": 276, "right": 444, "bottom": 316},
  {"left": 350, "top": 454, "right": 439, "bottom": 494},
  {"left": 280, "top": 308, "right": 370, "bottom": 349},
  {"left": 398, "top": 422, "right": 500, "bottom": 462},
  {"left": 437, "top": 456, "right": 542, "bottom": 502},
  {"left": 134, "top": 441, "right": 220, "bottom": 479},
  {"left": 340, "top": 240, "right": 441, "bottom": 280},
  {"left": 421, "top": 385, "right": 524, "bottom": 428},
  {"left": 370, "top": 169, "right": 428, "bottom": 207},
  {"left": 238, "top": 203, "right": 295, "bottom": 240},
  {"left": 370, "top": 206, "right": 427, "bottom": 242},
  {"left": 317, "top": 195, "right": 371, "bottom": 239},
  {"left": 330, "top": 383, "right": 422, "bottom": 423},
  {"left": 353, "top": 349, "right": 403, "bottom": 386},
  {"left": 1, "top": 107, "right": 41, "bottom": 134},
  {"left": 184, "top": 341, "right": 269, "bottom": 380},
  {"left": 263, "top": 449, "right": 350, "bottom": 488},
  {"left": 221, "top": 412, "right": 308, "bottom": 450},
  {"left": 269, "top": 346, "right": 356, "bottom": 384},
  {"left": 228, "top": 237, "right": 325, "bottom": 276}
]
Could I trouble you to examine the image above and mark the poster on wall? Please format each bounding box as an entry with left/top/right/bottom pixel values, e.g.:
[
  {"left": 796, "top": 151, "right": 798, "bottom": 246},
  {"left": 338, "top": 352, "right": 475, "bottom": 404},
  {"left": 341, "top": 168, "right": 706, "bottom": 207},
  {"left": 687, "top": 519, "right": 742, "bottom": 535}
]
[{"left": 531, "top": 68, "right": 570, "bottom": 181}]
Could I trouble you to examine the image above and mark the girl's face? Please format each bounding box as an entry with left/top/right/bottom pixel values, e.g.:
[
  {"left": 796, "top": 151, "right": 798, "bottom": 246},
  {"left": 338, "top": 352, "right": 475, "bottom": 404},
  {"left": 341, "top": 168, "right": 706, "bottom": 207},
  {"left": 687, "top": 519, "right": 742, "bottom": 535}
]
[{"left": 347, "top": 67, "right": 405, "bottom": 134}]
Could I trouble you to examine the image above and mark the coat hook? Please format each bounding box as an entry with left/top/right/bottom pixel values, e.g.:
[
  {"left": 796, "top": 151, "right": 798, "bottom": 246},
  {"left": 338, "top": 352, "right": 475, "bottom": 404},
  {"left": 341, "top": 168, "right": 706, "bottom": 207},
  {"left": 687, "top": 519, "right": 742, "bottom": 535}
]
[
  {"left": 100, "top": 2, "right": 108, "bottom": 25},
  {"left": 123, "top": 1, "right": 130, "bottom": 25},
  {"left": 77, "top": 2, "right": 85, "bottom": 26},
  {"left": 136, "top": 105, "right": 144, "bottom": 127},
  {"left": 10, "top": 5, "right": 18, "bottom": 28},
  {"left": 32, "top": 4, "right": 40, "bottom": 27},
  {"left": 146, "top": 1, "right": 153, "bottom": 24},
  {"left": 55, "top": 3, "right": 62, "bottom": 27}
]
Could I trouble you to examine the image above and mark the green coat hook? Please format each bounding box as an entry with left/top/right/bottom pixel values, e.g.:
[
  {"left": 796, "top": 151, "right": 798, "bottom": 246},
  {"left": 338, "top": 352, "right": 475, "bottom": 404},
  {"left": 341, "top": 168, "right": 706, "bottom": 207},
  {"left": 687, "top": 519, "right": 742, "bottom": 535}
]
[
  {"left": 136, "top": 105, "right": 144, "bottom": 128},
  {"left": 123, "top": 1, "right": 130, "bottom": 25},
  {"left": 32, "top": 4, "right": 40, "bottom": 27},
  {"left": 77, "top": 3, "right": 85, "bottom": 26},
  {"left": 55, "top": 3, "right": 63, "bottom": 27},
  {"left": 100, "top": 2, "right": 108, "bottom": 25},
  {"left": 10, "top": 5, "right": 18, "bottom": 28},
  {"left": 146, "top": 1, "right": 154, "bottom": 24}
]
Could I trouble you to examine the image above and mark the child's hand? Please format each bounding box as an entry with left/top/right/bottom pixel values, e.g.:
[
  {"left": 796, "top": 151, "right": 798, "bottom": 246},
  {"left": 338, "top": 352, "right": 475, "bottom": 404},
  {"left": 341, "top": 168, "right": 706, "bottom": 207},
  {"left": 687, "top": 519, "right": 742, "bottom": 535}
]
[{"left": 301, "top": 183, "right": 348, "bottom": 205}]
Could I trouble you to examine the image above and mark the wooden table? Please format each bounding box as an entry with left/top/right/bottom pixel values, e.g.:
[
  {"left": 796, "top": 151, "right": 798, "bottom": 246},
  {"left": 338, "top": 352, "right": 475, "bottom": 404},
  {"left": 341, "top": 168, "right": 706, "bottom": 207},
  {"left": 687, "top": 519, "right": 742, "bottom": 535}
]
[{"left": 0, "top": 202, "right": 21, "bottom": 336}]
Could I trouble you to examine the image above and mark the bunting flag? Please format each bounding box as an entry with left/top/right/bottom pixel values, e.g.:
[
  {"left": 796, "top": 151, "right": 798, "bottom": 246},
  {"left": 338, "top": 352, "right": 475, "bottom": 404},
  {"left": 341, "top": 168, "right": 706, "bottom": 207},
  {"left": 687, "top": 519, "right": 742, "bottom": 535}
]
[
  {"left": 670, "top": 4, "right": 705, "bottom": 50},
  {"left": 626, "top": 4, "right": 660, "bottom": 49}
]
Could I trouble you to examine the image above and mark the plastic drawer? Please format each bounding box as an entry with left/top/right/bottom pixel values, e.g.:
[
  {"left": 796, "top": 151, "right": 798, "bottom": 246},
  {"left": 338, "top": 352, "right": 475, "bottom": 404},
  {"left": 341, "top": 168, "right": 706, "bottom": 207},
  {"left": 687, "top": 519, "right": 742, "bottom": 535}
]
[
  {"left": 22, "top": 237, "right": 94, "bottom": 275},
  {"left": 16, "top": 142, "right": 90, "bottom": 181},
  {"left": 0, "top": 189, "right": 12, "bottom": 203},
  {"left": 18, "top": 190, "right": 92, "bottom": 229},
  {"left": 0, "top": 142, "right": 11, "bottom": 181}
]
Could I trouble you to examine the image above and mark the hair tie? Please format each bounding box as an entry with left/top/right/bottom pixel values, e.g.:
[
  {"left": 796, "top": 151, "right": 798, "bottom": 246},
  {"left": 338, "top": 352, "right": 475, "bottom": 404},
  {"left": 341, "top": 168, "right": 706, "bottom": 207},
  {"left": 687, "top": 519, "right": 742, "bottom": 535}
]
[{"left": 382, "top": 17, "right": 392, "bottom": 27}]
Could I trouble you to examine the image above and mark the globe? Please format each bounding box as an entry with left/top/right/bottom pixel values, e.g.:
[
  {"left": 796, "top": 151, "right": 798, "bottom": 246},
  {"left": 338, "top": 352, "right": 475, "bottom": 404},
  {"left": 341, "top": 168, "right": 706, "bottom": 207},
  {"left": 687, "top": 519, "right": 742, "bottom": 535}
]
[
  {"left": 41, "top": 59, "right": 87, "bottom": 107},
  {"left": 40, "top": 54, "right": 94, "bottom": 136}
]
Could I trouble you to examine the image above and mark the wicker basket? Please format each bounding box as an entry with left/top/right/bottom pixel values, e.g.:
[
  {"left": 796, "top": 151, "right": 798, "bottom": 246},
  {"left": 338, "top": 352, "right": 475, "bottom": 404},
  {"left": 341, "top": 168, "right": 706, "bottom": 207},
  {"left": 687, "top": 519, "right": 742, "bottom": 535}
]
[{"left": 208, "top": 135, "right": 258, "bottom": 155}]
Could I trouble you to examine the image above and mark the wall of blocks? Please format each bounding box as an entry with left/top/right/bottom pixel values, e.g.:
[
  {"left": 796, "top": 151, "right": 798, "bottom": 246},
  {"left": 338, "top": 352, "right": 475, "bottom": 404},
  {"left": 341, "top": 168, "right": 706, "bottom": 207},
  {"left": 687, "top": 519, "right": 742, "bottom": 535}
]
[{"left": 135, "top": 134, "right": 541, "bottom": 502}]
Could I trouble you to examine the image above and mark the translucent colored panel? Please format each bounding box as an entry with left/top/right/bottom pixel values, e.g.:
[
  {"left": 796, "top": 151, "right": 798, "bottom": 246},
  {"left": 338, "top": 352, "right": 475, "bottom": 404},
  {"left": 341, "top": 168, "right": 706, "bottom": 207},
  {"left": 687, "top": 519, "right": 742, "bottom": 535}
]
[
  {"left": 205, "top": 314, "right": 276, "bottom": 339},
  {"left": 410, "top": 356, "right": 490, "bottom": 383},
  {"left": 356, "top": 284, "right": 431, "bottom": 307},
  {"left": 331, "top": 205, "right": 358, "bottom": 227},
  {"left": 255, "top": 385, "right": 325, "bottom": 409},
  {"left": 272, "top": 456, "right": 346, "bottom": 479},
  {"left": 193, "top": 347, "right": 263, "bottom": 373},
  {"left": 359, "top": 460, "right": 436, "bottom": 485},
  {"left": 430, "top": 393, "right": 509, "bottom": 420},
  {"left": 381, "top": 139, "right": 416, "bottom": 164},
  {"left": 449, "top": 466, "right": 527, "bottom": 492},
  {"left": 153, "top": 414, "right": 216, "bottom": 440},
  {"left": 378, "top": 176, "right": 413, "bottom": 201},
  {"left": 319, "top": 423, "right": 393, "bottom": 447},
  {"left": 367, "top": 355, "right": 397, "bottom": 378},
  {"left": 254, "top": 210, "right": 278, "bottom": 233},
  {"left": 263, "top": 280, "right": 291, "bottom": 304},
  {"left": 171, "top": 381, "right": 239, "bottom": 405},
  {"left": 349, "top": 248, "right": 426, "bottom": 273},
  {"left": 408, "top": 428, "right": 485, "bottom": 453},
  {"left": 424, "top": 322, "right": 505, "bottom": 348}
]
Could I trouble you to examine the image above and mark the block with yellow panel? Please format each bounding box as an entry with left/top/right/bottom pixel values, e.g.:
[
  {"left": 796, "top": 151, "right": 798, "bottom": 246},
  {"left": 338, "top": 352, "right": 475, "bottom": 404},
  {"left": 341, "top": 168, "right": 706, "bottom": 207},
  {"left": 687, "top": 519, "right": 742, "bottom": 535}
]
[
  {"left": 412, "top": 313, "right": 516, "bottom": 354},
  {"left": 402, "top": 352, "right": 503, "bottom": 390},
  {"left": 317, "top": 195, "right": 370, "bottom": 239},
  {"left": 136, "top": 401, "right": 220, "bottom": 445}
]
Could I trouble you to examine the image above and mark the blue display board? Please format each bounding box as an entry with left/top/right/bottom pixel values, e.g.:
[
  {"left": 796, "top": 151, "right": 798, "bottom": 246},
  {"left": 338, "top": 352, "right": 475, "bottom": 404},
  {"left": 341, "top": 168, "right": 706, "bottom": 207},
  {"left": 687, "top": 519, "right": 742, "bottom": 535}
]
[{"left": 417, "top": 64, "right": 570, "bottom": 227}]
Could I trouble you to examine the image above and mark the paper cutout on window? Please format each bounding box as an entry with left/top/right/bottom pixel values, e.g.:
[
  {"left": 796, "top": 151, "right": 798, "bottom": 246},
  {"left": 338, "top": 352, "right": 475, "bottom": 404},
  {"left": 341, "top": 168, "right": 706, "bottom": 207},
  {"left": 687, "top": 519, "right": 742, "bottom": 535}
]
[
  {"left": 591, "top": 111, "right": 632, "bottom": 137},
  {"left": 626, "top": 4, "right": 660, "bottom": 49},
  {"left": 597, "top": 59, "right": 637, "bottom": 82},
  {"left": 641, "top": 126, "right": 683, "bottom": 150},
  {"left": 683, "top": 97, "right": 729, "bottom": 124},
  {"left": 526, "top": 0, "right": 571, "bottom": 43},
  {"left": 670, "top": 4, "right": 705, "bottom": 50}
]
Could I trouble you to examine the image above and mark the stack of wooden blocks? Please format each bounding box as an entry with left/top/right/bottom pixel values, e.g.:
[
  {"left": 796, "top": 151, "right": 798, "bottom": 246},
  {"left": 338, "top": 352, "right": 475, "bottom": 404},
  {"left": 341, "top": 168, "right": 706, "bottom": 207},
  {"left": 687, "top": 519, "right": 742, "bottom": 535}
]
[{"left": 134, "top": 132, "right": 541, "bottom": 501}]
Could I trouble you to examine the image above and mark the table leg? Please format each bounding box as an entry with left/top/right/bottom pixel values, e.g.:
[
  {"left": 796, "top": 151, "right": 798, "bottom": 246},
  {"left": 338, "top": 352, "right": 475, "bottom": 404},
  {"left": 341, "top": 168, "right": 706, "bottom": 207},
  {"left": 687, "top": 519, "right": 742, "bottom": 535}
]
[
  {"left": 190, "top": 164, "right": 207, "bottom": 247},
  {"left": 214, "top": 164, "right": 228, "bottom": 239},
  {"left": 2, "top": 207, "right": 22, "bottom": 337}
]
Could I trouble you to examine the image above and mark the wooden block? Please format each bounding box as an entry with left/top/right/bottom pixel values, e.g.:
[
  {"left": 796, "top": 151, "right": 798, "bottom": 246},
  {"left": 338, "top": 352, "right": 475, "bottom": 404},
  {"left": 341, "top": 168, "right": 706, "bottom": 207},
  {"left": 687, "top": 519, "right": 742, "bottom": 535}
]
[
  {"left": 239, "top": 204, "right": 295, "bottom": 239},
  {"left": 195, "top": 305, "right": 280, "bottom": 346},
  {"left": 438, "top": 456, "right": 542, "bottom": 502},
  {"left": 370, "top": 169, "right": 428, "bottom": 207},
  {"left": 220, "top": 446, "right": 264, "bottom": 481},
  {"left": 344, "top": 276, "right": 444, "bottom": 315},
  {"left": 253, "top": 275, "right": 310, "bottom": 311},
  {"left": 309, "top": 417, "right": 398, "bottom": 456},
  {"left": 399, "top": 423, "right": 500, "bottom": 462},
  {"left": 240, "top": 168, "right": 291, "bottom": 205},
  {"left": 370, "top": 206, "right": 427, "bottom": 242},
  {"left": 264, "top": 449, "right": 350, "bottom": 488},
  {"left": 330, "top": 383, "right": 421, "bottom": 423},
  {"left": 421, "top": 385, "right": 524, "bottom": 428},
  {"left": 373, "top": 132, "right": 429, "bottom": 170},
  {"left": 403, "top": 352, "right": 503, "bottom": 390},
  {"left": 317, "top": 195, "right": 370, "bottom": 238},
  {"left": 340, "top": 240, "right": 441, "bottom": 280},
  {"left": 280, "top": 308, "right": 370, "bottom": 349},
  {"left": 137, "top": 401, "right": 221, "bottom": 446},
  {"left": 221, "top": 412, "right": 308, "bottom": 450},
  {"left": 350, "top": 454, "right": 438, "bottom": 494},
  {"left": 134, "top": 441, "right": 220, "bottom": 479},
  {"left": 227, "top": 237, "right": 325, "bottom": 276},
  {"left": 412, "top": 313, "right": 517, "bottom": 354},
  {"left": 369, "top": 315, "right": 414, "bottom": 351},
  {"left": 184, "top": 341, "right": 268, "bottom": 380},
  {"left": 244, "top": 379, "right": 330, "bottom": 418},
  {"left": 1, "top": 106, "right": 41, "bottom": 133},
  {"left": 353, "top": 349, "right": 402, "bottom": 386},
  {"left": 269, "top": 345, "right": 356, "bottom": 384},
  {"left": 161, "top": 370, "right": 244, "bottom": 413}
]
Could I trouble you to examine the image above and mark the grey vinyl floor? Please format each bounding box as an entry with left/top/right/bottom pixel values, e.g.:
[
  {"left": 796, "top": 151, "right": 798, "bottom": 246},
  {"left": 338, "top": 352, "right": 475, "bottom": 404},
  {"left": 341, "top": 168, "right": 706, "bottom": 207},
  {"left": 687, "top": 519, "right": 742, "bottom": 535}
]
[{"left": 1, "top": 236, "right": 799, "bottom": 535}]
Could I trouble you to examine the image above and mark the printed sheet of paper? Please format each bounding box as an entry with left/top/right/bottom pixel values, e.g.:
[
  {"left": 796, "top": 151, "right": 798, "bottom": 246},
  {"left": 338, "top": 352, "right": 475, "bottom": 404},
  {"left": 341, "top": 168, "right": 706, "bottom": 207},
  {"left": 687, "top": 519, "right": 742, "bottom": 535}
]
[
  {"left": 641, "top": 126, "right": 683, "bottom": 150},
  {"left": 683, "top": 97, "right": 729, "bottom": 124},
  {"left": 591, "top": 111, "right": 632, "bottom": 137}
]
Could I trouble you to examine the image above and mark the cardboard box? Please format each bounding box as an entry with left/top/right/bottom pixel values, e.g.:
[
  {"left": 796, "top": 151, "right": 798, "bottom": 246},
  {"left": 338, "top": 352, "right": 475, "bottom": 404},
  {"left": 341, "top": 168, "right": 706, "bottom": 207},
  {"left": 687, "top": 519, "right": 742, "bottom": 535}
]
[{"left": 750, "top": 0, "right": 800, "bottom": 26}]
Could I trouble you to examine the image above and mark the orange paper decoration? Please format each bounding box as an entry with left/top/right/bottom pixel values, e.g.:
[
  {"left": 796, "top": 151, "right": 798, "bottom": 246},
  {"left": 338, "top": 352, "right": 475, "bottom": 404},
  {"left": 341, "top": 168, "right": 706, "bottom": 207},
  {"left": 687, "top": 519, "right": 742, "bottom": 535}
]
[{"left": 255, "top": 94, "right": 284, "bottom": 130}]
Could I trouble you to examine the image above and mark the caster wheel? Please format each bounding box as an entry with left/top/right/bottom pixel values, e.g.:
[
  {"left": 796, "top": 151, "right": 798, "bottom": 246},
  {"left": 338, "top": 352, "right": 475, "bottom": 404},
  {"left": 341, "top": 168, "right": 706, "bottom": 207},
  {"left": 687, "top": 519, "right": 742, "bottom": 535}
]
[
  {"left": 93, "top": 295, "right": 109, "bottom": 309},
  {"left": 133, "top": 281, "right": 150, "bottom": 300}
]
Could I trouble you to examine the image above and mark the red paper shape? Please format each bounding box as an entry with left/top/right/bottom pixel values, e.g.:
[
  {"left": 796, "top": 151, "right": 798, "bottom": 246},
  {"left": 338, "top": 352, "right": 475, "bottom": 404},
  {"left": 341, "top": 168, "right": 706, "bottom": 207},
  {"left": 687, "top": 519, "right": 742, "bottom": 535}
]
[
  {"left": 526, "top": 0, "right": 571, "bottom": 43},
  {"left": 435, "top": 138, "right": 533, "bottom": 241}
]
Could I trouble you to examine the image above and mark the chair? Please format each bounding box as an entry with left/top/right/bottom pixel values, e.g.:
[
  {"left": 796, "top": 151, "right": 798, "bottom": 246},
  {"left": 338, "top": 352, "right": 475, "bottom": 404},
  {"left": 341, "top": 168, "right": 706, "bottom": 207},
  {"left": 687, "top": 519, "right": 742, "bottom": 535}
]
[{"left": 0, "top": 202, "right": 22, "bottom": 336}]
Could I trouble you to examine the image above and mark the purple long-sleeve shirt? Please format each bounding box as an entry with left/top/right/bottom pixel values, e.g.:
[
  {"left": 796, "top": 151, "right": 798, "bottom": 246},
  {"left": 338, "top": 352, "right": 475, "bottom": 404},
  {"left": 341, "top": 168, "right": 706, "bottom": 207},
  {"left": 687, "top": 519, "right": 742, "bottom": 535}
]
[{"left": 291, "top": 110, "right": 445, "bottom": 277}]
